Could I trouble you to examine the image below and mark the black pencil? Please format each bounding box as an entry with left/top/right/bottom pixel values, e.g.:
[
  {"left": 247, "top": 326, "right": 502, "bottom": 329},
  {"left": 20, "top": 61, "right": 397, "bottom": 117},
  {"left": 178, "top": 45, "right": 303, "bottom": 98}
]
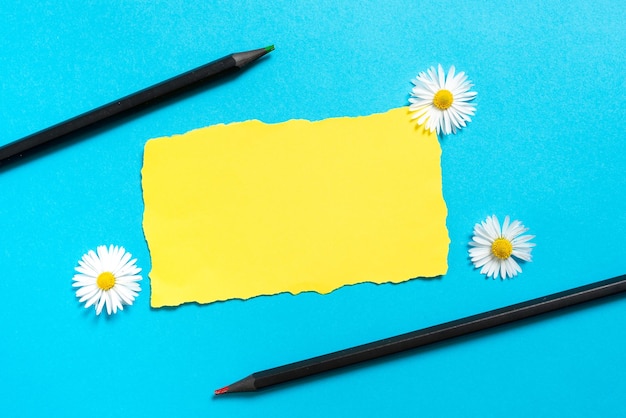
[
  {"left": 0, "top": 45, "right": 274, "bottom": 167},
  {"left": 215, "top": 274, "right": 626, "bottom": 395}
]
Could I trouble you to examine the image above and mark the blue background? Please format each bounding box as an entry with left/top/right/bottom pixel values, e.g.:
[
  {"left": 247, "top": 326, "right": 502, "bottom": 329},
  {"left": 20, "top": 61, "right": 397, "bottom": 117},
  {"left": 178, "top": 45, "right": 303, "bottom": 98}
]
[{"left": 1, "top": 1, "right": 625, "bottom": 416}]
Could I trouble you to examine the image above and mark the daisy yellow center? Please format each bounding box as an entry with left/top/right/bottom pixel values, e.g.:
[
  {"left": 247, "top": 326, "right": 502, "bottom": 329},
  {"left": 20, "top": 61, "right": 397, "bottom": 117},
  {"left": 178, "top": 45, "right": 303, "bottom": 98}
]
[
  {"left": 491, "top": 238, "right": 513, "bottom": 260},
  {"left": 96, "top": 272, "right": 116, "bottom": 291},
  {"left": 433, "top": 89, "right": 454, "bottom": 110}
]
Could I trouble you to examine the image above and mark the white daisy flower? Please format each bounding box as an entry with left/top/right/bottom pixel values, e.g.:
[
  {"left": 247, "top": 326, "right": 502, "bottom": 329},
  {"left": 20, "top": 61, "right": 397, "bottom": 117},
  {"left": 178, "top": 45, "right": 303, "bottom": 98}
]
[
  {"left": 72, "top": 245, "right": 142, "bottom": 315},
  {"left": 409, "top": 64, "right": 477, "bottom": 135},
  {"left": 468, "top": 215, "right": 535, "bottom": 279}
]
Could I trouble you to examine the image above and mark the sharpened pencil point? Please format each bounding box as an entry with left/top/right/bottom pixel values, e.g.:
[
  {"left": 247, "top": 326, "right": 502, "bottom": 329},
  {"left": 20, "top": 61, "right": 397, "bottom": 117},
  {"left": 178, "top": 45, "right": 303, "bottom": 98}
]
[
  {"left": 265, "top": 44, "right": 275, "bottom": 52},
  {"left": 214, "top": 386, "right": 230, "bottom": 396}
]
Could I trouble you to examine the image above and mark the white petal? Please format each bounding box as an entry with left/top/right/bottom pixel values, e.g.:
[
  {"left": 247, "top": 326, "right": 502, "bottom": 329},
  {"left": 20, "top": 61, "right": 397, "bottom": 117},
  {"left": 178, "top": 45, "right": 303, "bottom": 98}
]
[
  {"left": 473, "top": 254, "right": 495, "bottom": 268},
  {"left": 471, "top": 235, "right": 492, "bottom": 246},
  {"left": 409, "top": 98, "right": 433, "bottom": 108},
  {"left": 104, "top": 291, "right": 113, "bottom": 315},
  {"left": 512, "top": 249, "right": 533, "bottom": 262},
  {"left": 453, "top": 91, "right": 477, "bottom": 101},
  {"left": 95, "top": 295, "right": 106, "bottom": 315},
  {"left": 441, "top": 111, "right": 452, "bottom": 135},
  {"left": 444, "top": 66, "right": 456, "bottom": 89},
  {"left": 83, "top": 250, "right": 102, "bottom": 272},
  {"left": 76, "top": 283, "right": 98, "bottom": 298},
  {"left": 78, "top": 287, "right": 100, "bottom": 305},
  {"left": 512, "top": 234, "right": 535, "bottom": 244},
  {"left": 470, "top": 251, "right": 492, "bottom": 264},
  {"left": 484, "top": 216, "right": 500, "bottom": 238},
  {"left": 76, "top": 261, "right": 98, "bottom": 278},
  {"left": 437, "top": 65, "right": 446, "bottom": 89},
  {"left": 115, "top": 285, "right": 136, "bottom": 305},
  {"left": 486, "top": 259, "right": 499, "bottom": 278},
  {"left": 507, "top": 257, "right": 522, "bottom": 275},
  {"left": 501, "top": 216, "right": 511, "bottom": 237},
  {"left": 417, "top": 109, "right": 432, "bottom": 126},
  {"left": 72, "top": 274, "right": 97, "bottom": 286},
  {"left": 500, "top": 261, "right": 508, "bottom": 279},
  {"left": 410, "top": 87, "right": 436, "bottom": 98},
  {"left": 109, "top": 288, "right": 123, "bottom": 314}
]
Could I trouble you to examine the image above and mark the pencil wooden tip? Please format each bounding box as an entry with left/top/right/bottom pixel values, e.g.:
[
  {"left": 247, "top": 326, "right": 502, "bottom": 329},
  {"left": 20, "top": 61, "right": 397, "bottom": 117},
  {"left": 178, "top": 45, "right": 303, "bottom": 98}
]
[{"left": 214, "top": 386, "right": 230, "bottom": 396}]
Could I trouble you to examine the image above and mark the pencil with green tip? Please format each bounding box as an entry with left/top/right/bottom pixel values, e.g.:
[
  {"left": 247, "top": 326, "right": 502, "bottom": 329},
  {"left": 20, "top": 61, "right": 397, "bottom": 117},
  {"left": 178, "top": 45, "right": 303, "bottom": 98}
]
[{"left": 0, "top": 45, "right": 274, "bottom": 168}]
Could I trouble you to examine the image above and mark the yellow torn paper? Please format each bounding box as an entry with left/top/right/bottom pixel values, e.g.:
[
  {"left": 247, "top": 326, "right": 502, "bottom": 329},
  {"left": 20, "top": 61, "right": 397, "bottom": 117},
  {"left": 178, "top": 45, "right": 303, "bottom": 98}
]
[{"left": 142, "top": 107, "right": 449, "bottom": 307}]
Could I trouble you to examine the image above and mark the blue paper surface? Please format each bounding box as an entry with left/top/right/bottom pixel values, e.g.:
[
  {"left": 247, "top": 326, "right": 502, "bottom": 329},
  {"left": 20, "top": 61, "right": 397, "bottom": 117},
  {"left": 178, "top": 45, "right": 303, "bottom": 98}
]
[{"left": 1, "top": 1, "right": 625, "bottom": 416}]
